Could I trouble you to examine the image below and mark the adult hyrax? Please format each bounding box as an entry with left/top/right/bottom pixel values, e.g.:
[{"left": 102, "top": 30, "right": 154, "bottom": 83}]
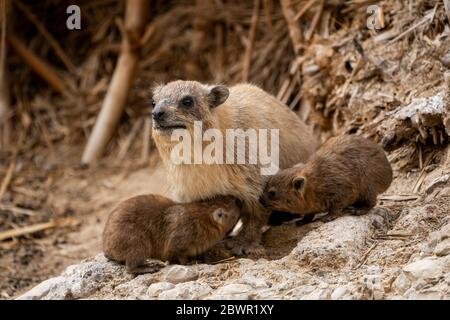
[
  {"left": 103, "top": 194, "right": 241, "bottom": 274},
  {"left": 261, "top": 135, "right": 393, "bottom": 219},
  {"left": 151, "top": 80, "right": 318, "bottom": 254}
]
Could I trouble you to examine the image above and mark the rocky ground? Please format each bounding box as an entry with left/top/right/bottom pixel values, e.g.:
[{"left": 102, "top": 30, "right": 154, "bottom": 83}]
[
  {"left": 2, "top": 0, "right": 450, "bottom": 300},
  {"left": 15, "top": 147, "right": 450, "bottom": 300}
]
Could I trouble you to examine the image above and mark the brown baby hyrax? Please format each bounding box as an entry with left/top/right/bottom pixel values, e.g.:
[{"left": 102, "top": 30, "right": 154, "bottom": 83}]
[
  {"left": 151, "top": 80, "right": 319, "bottom": 255},
  {"left": 261, "top": 135, "right": 393, "bottom": 220},
  {"left": 102, "top": 194, "right": 242, "bottom": 274}
]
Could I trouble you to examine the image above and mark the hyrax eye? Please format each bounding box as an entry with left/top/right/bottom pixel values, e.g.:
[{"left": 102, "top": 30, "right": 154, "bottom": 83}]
[
  {"left": 180, "top": 96, "right": 194, "bottom": 108},
  {"left": 268, "top": 189, "right": 277, "bottom": 198},
  {"left": 150, "top": 99, "right": 156, "bottom": 107}
]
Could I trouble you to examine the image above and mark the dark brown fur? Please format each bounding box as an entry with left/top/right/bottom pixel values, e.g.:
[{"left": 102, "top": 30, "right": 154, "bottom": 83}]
[
  {"left": 261, "top": 135, "right": 393, "bottom": 218},
  {"left": 102, "top": 194, "right": 241, "bottom": 274}
]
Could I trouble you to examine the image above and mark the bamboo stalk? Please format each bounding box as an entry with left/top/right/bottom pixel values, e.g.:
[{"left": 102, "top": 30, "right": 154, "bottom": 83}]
[
  {"left": 82, "top": 0, "right": 149, "bottom": 164},
  {"left": 82, "top": 51, "right": 139, "bottom": 163}
]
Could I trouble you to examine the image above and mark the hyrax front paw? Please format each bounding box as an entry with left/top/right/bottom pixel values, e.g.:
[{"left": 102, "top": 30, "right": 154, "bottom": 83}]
[
  {"left": 320, "top": 208, "right": 343, "bottom": 222},
  {"left": 224, "top": 238, "right": 266, "bottom": 258},
  {"left": 347, "top": 206, "right": 373, "bottom": 216},
  {"left": 127, "top": 259, "right": 166, "bottom": 275},
  {"left": 202, "top": 242, "right": 234, "bottom": 263},
  {"left": 242, "top": 244, "right": 267, "bottom": 258}
]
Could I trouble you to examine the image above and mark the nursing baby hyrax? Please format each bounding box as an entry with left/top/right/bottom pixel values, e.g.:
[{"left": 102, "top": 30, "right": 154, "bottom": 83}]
[
  {"left": 261, "top": 135, "right": 392, "bottom": 219},
  {"left": 151, "top": 80, "right": 319, "bottom": 254},
  {"left": 103, "top": 194, "right": 241, "bottom": 274}
]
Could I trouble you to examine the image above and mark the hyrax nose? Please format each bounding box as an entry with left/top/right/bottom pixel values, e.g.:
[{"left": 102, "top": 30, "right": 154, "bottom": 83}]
[{"left": 152, "top": 110, "right": 165, "bottom": 121}]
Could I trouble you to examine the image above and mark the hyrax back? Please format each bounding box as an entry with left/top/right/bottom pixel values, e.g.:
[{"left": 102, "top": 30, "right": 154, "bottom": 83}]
[
  {"left": 151, "top": 80, "right": 319, "bottom": 251},
  {"left": 102, "top": 194, "right": 241, "bottom": 274},
  {"left": 262, "top": 135, "right": 393, "bottom": 217}
]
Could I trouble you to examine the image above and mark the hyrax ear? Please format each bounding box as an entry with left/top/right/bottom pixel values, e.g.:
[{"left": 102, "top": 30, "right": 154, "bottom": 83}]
[
  {"left": 292, "top": 176, "right": 306, "bottom": 192},
  {"left": 208, "top": 85, "right": 229, "bottom": 108}
]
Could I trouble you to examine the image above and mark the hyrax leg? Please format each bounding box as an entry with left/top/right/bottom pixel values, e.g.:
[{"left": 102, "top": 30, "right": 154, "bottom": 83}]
[
  {"left": 223, "top": 205, "right": 268, "bottom": 257},
  {"left": 295, "top": 214, "right": 315, "bottom": 226},
  {"left": 126, "top": 258, "right": 165, "bottom": 275},
  {"left": 268, "top": 211, "right": 299, "bottom": 226},
  {"left": 201, "top": 241, "right": 234, "bottom": 264},
  {"left": 174, "top": 256, "right": 190, "bottom": 265},
  {"left": 321, "top": 207, "right": 344, "bottom": 222},
  {"left": 350, "top": 193, "right": 378, "bottom": 216}
]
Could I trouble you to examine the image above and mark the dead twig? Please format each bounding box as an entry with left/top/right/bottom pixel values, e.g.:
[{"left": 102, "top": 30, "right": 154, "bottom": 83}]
[
  {"left": 294, "top": 0, "right": 315, "bottom": 22},
  {"left": 354, "top": 241, "right": 378, "bottom": 269},
  {"left": 13, "top": 0, "right": 77, "bottom": 74},
  {"left": 211, "top": 256, "right": 237, "bottom": 265},
  {"left": 412, "top": 151, "right": 438, "bottom": 193},
  {"left": 388, "top": 7, "right": 436, "bottom": 45},
  {"left": 444, "top": 0, "right": 450, "bottom": 25},
  {"left": 242, "top": 0, "right": 260, "bottom": 82},
  {"left": 0, "top": 161, "right": 14, "bottom": 201},
  {"left": 0, "top": 204, "right": 36, "bottom": 216},
  {"left": 263, "top": 0, "right": 273, "bottom": 33},
  {"left": 380, "top": 194, "right": 419, "bottom": 201},
  {"left": 0, "top": 218, "right": 77, "bottom": 242},
  {"left": 116, "top": 117, "right": 143, "bottom": 161},
  {"left": 6, "top": 33, "right": 66, "bottom": 92},
  {"left": 0, "top": 0, "right": 11, "bottom": 150},
  {"left": 281, "top": 0, "right": 303, "bottom": 54},
  {"left": 141, "top": 117, "right": 152, "bottom": 163},
  {"left": 305, "top": 0, "right": 323, "bottom": 42},
  {"left": 375, "top": 233, "right": 412, "bottom": 240}
]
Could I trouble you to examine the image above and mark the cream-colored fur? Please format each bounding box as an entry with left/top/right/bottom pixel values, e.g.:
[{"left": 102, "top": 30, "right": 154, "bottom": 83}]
[{"left": 153, "top": 82, "right": 318, "bottom": 207}]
